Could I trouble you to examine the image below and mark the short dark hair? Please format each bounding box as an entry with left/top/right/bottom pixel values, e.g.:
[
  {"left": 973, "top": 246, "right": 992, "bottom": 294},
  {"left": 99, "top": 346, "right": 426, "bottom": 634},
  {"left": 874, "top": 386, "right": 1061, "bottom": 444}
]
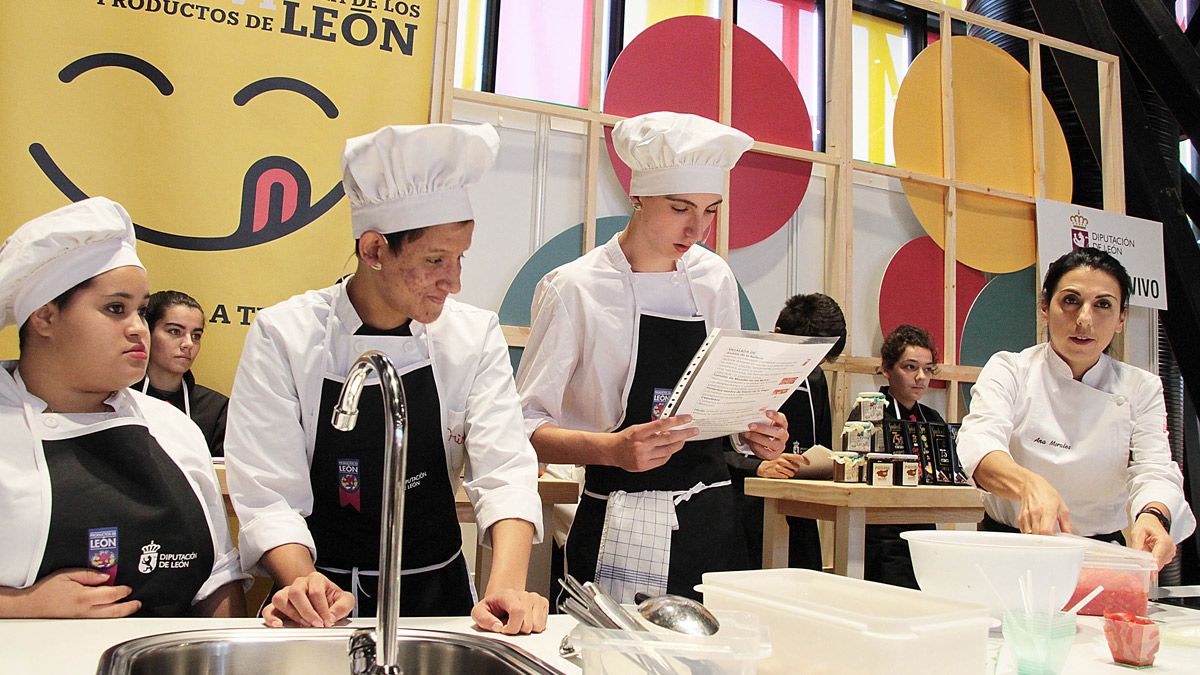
[
  {"left": 776, "top": 293, "right": 847, "bottom": 361},
  {"left": 145, "top": 290, "right": 203, "bottom": 330},
  {"left": 16, "top": 278, "right": 93, "bottom": 351},
  {"left": 1041, "top": 247, "right": 1132, "bottom": 311},
  {"left": 881, "top": 324, "right": 937, "bottom": 371}
]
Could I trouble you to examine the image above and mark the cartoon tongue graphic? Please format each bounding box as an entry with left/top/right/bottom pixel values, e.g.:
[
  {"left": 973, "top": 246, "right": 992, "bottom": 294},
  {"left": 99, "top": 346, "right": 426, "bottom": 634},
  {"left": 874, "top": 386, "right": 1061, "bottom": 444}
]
[
  {"left": 242, "top": 156, "right": 311, "bottom": 236},
  {"left": 253, "top": 167, "right": 300, "bottom": 232}
]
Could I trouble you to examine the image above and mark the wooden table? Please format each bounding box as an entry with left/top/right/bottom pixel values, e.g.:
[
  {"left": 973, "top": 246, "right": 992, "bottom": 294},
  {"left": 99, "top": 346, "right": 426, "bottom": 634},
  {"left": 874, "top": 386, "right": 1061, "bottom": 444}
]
[
  {"left": 745, "top": 478, "right": 984, "bottom": 578},
  {"left": 214, "top": 464, "right": 579, "bottom": 598}
]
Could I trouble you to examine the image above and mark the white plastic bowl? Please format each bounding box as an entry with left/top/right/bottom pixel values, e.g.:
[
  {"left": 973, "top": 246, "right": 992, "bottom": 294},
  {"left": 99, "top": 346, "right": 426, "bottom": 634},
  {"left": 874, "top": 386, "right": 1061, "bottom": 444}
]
[{"left": 902, "top": 530, "right": 1087, "bottom": 615}]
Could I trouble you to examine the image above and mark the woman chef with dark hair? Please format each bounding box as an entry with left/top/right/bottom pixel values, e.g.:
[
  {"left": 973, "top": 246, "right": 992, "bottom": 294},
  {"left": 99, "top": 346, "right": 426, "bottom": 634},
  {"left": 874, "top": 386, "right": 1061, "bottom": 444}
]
[
  {"left": 225, "top": 124, "right": 547, "bottom": 632},
  {"left": 0, "top": 198, "right": 246, "bottom": 618}
]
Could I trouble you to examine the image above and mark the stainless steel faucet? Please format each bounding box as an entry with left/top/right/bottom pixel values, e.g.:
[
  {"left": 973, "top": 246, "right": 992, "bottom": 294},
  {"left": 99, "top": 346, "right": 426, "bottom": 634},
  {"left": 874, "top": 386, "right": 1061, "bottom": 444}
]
[{"left": 334, "top": 351, "right": 408, "bottom": 675}]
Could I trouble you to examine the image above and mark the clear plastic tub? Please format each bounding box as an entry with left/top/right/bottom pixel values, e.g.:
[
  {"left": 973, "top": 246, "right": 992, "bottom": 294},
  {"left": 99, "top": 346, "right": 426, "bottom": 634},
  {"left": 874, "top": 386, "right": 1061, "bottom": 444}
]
[
  {"left": 698, "top": 569, "right": 992, "bottom": 675},
  {"left": 570, "top": 609, "right": 770, "bottom": 674},
  {"left": 1060, "top": 535, "right": 1156, "bottom": 616}
]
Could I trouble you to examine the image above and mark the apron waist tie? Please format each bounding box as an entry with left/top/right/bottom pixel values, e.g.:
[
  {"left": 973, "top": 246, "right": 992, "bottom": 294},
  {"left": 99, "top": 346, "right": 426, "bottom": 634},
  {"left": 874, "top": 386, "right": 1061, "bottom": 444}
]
[
  {"left": 317, "top": 550, "right": 463, "bottom": 617},
  {"left": 583, "top": 479, "right": 731, "bottom": 505}
]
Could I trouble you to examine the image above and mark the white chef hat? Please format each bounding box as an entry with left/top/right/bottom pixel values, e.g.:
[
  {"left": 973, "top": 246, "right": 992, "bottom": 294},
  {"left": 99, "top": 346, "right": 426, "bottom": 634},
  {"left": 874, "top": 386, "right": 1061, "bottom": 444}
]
[
  {"left": 612, "top": 111, "right": 754, "bottom": 196},
  {"left": 342, "top": 123, "right": 500, "bottom": 238},
  {"left": 0, "top": 197, "right": 143, "bottom": 330}
]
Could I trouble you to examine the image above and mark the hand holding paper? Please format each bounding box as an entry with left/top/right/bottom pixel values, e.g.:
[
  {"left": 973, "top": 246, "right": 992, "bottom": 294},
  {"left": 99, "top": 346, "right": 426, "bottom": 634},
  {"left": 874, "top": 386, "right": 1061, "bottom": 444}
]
[
  {"left": 658, "top": 329, "right": 838, "bottom": 441},
  {"left": 738, "top": 409, "right": 789, "bottom": 459}
]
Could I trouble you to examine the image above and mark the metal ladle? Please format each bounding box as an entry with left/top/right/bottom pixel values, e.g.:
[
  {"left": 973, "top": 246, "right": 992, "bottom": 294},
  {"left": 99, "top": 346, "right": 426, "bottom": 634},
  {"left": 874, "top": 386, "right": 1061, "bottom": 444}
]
[{"left": 633, "top": 592, "right": 721, "bottom": 636}]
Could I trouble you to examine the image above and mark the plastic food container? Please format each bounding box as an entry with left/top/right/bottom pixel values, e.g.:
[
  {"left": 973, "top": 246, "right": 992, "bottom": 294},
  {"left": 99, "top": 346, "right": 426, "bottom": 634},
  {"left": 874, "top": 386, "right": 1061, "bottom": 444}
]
[
  {"left": 571, "top": 609, "right": 770, "bottom": 674},
  {"left": 1060, "top": 535, "right": 1156, "bottom": 616},
  {"left": 698, "top": 569, "right": 992, "bottom": 675}
]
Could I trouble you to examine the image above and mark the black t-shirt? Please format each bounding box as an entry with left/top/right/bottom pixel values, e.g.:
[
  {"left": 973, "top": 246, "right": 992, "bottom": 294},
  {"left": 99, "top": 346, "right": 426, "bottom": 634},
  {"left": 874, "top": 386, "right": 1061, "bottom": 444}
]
[{"left": 135, "top": 371, "right": 229, "bottom": 457}]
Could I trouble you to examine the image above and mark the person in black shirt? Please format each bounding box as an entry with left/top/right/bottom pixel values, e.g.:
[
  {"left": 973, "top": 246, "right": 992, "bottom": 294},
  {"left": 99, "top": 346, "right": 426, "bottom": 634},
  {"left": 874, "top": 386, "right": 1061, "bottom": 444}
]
[
  {"left": 726, "top": 293, "right": 846, "bottom": 569},
  {"left": 134, "top": 291, "right": 228, "bottom": 456},
  {"left": 850, "top": 324, "right": 944, "bottom": 587}
]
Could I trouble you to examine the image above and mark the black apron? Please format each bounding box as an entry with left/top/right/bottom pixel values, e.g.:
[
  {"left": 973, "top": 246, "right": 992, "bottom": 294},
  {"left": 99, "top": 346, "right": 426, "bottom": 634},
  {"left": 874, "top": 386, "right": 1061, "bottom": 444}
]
[
  {"left": 864, "top": 387, "right": 938, "bottom": 589},
  {"left": 566, "top": 312, "right": 745, "bottom": 601},
  {"left": 37, "top": 420, "right": 214, "bottom": 617},
  {"left": 305, "top": 337, "right": 471, "bottom": 617}
]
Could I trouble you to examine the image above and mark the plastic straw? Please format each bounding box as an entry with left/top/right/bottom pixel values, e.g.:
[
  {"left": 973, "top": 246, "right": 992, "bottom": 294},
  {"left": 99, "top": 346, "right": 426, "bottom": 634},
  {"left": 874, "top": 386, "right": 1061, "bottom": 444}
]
[
  {"left": 1065, "top": 585, "right": 1105, "bottom": 615},
  {"left": 1018, "top": 570, "right": 1034, "bottom": 615},
  {"left": 974, "top": 563, "right": 1007, "bottom": 608}
]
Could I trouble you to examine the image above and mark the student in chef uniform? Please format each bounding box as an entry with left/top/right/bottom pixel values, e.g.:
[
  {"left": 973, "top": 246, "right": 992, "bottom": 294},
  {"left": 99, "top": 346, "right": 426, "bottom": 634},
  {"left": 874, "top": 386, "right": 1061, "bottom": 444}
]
[
  {"left": 134, "top": 290, "right": 228, "bottom": 456},
  {"left": 725, "top": 292, "right": 846, "bottom": 570},
  {"left": 516, "top": 112, "right": 789, "bottom": 603},
  {"left": 849, "top": 323, "right": 944, "bottom": 588},
  {"left": 0, "top": 198, "right": 246, "bottom": 618},
  {"left": 225, "top": 124, "right": 547, "bottom": 632},
  {"left": 956, "top": 248, "right": 1194, "bottom": 568}
]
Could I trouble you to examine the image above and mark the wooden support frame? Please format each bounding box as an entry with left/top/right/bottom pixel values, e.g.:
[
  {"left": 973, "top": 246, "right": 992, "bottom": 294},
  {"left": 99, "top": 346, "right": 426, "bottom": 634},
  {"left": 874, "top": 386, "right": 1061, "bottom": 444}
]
[{"left": 431, "top": 1, "right": 1126, "bottom": 425}]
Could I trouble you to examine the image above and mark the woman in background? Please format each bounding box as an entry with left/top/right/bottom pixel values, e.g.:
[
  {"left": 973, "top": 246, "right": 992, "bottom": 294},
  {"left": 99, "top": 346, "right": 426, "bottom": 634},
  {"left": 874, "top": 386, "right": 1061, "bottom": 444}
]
[
  {"left": 136, "top": 290, "right": 228, "bottom": 456},
  {"left": 850, "top": 323, "right": 944, "bottom": 587}
]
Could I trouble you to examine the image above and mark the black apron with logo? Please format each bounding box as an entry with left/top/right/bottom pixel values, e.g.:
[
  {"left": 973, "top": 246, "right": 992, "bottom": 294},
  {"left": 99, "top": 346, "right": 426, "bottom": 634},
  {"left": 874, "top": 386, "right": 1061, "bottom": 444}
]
[
  {"left": 566, "top": 313, "right": 745, "bottom": 600},
  {"left": 37, "top": 422, "right": 214, "bottom": 617},
  {"left": 305, "top": 356, "right": 471, "bottom": 617}
]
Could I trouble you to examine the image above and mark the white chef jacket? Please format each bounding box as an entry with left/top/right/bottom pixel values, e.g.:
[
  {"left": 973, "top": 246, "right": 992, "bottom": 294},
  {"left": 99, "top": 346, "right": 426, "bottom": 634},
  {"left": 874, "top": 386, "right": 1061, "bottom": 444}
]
[
  {"left": 0, "top": 362, "right": 246, "bottom": 604},
  {"left": 224, "top": 281, "right": 543, "bottom": 573},
  {"left": 517, "top": 234, "right": 740, "bottom": 437},
  {"left": 956, "top": 343, "right": 1196, "bottom": 541}
]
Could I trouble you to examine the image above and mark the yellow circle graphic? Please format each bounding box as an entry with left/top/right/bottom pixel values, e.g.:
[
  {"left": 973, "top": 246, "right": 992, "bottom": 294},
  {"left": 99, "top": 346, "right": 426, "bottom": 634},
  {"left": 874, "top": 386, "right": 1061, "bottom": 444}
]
[{"left": 894, "top": 36, "right": 1073, "bottom": 273}]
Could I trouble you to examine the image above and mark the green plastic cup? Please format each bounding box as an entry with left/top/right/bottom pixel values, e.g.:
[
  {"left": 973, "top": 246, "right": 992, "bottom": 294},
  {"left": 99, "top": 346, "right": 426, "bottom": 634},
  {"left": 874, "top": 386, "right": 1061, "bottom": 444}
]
[{"left": 1002, "top": 610, "right": 1077, "bottom": 675}]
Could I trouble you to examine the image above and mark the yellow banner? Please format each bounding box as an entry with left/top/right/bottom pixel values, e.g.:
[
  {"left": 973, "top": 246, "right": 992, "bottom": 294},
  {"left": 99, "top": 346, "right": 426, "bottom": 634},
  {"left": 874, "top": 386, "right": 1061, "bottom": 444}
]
[{"left": 0, "top": 0, "right": 437, "bottom": 393}]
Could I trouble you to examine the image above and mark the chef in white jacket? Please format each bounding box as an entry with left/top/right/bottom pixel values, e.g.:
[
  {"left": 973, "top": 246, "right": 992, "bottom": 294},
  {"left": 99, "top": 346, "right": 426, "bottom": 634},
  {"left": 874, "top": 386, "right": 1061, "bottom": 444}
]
[
  {"left": 516, "top": 112, "right": 789, "bottom": 603},
  {"left": 225, "top": 124, "right": 546, "bottom": 632},
  {"left": 956, "top": 247, "right": 1195, "bottom": 568},
  {"left": 0, "top": 197, "right": 246, "bottom": 618}
]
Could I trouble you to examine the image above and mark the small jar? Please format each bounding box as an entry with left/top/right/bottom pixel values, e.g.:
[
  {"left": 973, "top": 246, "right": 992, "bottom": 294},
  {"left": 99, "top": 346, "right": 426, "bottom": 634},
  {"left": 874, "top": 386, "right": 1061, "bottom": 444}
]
[
  {"left": 841, "top": 421, "right": 875, "bottom": 454},
  {"left": 865, "top": 453, "right": 895, "bottom": 486},
  {"left": 854, "top": 392, "right": 888, "bottom": 422},
  {"left": 831, "top": 452, "right": 866, "bottom": 483},
  {"left": 894, "top": 454, "right": 921, "bottom": 486}
]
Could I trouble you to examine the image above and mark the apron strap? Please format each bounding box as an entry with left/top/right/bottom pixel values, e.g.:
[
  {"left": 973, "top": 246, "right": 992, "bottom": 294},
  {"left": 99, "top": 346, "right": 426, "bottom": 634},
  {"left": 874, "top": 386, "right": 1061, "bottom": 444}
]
[{"left": 583, "top": 480, "right": 732, "bottom": 505}]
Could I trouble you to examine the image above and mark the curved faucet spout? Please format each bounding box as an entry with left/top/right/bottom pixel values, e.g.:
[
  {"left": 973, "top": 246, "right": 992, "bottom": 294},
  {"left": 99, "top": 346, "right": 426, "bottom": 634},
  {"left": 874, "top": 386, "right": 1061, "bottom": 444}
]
[{"left": 335, "top": 351, "right": 408, "bottom": 674}]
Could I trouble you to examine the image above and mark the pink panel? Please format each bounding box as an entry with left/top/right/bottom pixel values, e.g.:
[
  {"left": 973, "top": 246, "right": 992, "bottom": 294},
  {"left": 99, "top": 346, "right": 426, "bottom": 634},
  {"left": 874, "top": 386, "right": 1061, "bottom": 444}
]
[
  {"left": 495, "top": 0, "right": 589, "bottom": 107},
  {"left": 603, "top": 16, "right": 813, "bottom": 250}
]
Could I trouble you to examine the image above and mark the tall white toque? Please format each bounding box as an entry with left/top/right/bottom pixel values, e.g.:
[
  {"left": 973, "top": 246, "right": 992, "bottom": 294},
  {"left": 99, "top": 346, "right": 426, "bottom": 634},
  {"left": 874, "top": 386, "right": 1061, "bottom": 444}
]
[
  {"left": 611, "top": 111, "right": 754, "bottom": 197},
  {"left": 342, "top": 123, "right": 500, "bottom": 237}
]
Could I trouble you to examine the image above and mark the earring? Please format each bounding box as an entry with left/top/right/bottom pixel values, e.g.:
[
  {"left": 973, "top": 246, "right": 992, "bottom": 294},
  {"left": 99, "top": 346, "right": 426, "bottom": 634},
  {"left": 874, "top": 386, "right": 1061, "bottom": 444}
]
[
  {"left": 370, "top": 262, "right": 383, "bottom": 271},
  {"left": 632, "top": 201, "right": 642, "bottom": 211}
]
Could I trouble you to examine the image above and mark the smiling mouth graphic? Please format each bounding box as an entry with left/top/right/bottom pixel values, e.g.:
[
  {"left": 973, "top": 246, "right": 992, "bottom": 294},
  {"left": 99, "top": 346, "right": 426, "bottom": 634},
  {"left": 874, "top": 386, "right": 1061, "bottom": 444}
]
[{"left": 29, "top": 143, "right": 343, "bottom": 251}]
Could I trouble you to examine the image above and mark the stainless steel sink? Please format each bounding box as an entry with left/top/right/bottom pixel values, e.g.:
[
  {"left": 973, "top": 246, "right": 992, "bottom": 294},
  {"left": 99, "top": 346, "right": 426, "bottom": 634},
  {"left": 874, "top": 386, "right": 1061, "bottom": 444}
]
[{"left": 95, "top": 627, "right": 563, "bottom": 675}]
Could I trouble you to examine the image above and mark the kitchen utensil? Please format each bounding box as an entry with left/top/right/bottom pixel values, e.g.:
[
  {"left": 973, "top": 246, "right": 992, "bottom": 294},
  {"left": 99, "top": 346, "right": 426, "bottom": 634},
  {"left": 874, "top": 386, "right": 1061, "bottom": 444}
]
[{"left": 632, "top": 592, "right": 721, "bottom": 636}]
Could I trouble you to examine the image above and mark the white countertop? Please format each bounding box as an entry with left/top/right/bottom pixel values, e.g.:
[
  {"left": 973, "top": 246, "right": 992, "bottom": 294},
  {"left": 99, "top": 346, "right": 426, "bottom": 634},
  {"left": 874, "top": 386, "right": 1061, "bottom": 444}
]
[
  {"left": 0, "top": 615, "right": 579, "bottom": 675},
  {"left": 3, "top": 606, "right": 1199, "bottom": 674}
]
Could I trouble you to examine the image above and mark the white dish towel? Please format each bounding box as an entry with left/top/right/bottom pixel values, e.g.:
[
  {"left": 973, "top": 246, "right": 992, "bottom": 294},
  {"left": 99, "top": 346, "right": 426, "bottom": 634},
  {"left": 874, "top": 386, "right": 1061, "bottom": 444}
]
[{"left": 594, "top": 489, "right": 678, "bottom": 604}]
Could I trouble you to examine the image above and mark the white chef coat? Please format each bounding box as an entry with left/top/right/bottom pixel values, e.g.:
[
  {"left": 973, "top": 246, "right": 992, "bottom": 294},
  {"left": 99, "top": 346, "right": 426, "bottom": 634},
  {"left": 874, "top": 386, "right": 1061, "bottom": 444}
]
[
  {"left": 0, "top": 362, "right": 245, "bottom": 604},
  {"left": 956, "top": 343, "right": 1196, "bottom": 541},
  {"left": 516, "top": 234, "right": 740, "bottom": 438},
  {"left": 224, "top": 280, "right": 543, "bottom": 573}
]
